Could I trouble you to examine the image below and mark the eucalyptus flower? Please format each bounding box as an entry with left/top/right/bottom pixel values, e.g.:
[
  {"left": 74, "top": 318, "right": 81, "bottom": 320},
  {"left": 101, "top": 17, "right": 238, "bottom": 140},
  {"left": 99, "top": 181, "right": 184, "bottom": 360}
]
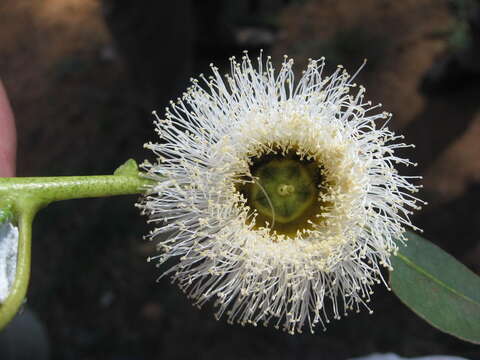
[
  {"left": 139, "top": 53, "right": 422, "bottom": 334},
  {"left": 0, "top": 53, "right": 476, "bottom": 342}
]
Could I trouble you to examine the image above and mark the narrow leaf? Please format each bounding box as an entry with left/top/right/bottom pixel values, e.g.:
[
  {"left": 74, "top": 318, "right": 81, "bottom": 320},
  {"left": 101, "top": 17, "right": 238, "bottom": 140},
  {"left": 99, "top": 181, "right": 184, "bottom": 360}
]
[{"left": 390, "top": 231, "right": 480, "bottom": 344}]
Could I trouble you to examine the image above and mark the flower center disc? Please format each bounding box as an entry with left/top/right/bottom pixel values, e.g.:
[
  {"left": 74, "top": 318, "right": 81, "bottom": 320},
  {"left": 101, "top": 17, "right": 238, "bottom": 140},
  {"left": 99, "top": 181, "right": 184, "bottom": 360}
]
[
  {"left": 252, "top": 159, "right": 317, "bottom": 223},
  {"left": 237, "top": 149, "right": 326, "bottom": 237}
]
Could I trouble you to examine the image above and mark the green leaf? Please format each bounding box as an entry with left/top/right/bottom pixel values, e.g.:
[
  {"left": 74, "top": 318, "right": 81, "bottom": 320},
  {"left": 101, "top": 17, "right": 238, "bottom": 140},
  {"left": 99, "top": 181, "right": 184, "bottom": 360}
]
[
  {"left": 390, "top": 231, "right": 480, "bottom": 344},
  {"left": 114, "top": 158, "right": 139, "bottom": 176}
]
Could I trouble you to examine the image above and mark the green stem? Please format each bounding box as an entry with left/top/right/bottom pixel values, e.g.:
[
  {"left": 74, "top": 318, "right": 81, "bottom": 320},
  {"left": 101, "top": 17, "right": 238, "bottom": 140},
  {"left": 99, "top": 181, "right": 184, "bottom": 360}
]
[
  {"left": 0, "top": 209, "right": 35, "bottom": 330},
  {"left": 0, "top": 174, "right": 152, "bottom": 205},
  {"left": 0, "top": 159, "right": 154, "bottom": 330}
]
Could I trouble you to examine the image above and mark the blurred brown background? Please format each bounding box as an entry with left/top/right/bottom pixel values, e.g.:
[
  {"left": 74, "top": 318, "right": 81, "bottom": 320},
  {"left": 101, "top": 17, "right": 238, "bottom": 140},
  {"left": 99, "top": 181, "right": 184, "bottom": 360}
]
[{"left": 1, "top": 0, "right": 480, "bottom": 359}]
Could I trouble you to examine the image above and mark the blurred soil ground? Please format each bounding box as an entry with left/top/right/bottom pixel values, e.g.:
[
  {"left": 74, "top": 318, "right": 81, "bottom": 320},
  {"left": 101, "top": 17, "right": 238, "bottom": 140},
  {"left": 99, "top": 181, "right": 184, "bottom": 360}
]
[{"left": 1, "top": 0, "right": 480, "bottom": 359}]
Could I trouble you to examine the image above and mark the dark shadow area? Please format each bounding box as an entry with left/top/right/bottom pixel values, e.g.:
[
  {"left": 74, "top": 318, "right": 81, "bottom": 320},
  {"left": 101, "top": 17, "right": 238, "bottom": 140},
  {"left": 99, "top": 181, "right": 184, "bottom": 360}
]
[
  {"left": 401, "top": 83, "right": 480, "bottom": 176},
  {"left": 416, "top": 182, "right": 480, "bottom": 270}
]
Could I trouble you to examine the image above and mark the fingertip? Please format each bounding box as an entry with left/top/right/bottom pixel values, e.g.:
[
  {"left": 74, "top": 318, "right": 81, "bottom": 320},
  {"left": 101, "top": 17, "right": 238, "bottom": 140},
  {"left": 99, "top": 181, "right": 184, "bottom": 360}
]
[{"left": 0, "top": 80, "right": 17, "bottom": 177}]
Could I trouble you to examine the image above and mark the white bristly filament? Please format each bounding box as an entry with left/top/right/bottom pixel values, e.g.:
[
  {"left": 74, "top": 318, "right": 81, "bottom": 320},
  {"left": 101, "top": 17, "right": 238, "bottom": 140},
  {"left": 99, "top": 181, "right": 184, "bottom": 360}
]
[{"left": 138, "top": 52, "right": 423, "bottom": 335}]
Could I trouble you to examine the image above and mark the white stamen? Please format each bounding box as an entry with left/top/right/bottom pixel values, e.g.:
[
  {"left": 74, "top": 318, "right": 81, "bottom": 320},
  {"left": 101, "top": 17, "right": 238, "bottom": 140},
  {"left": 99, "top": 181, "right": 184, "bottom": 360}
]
[{"left": 138, "top": 54, "right": 422, "bottom": 334}]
